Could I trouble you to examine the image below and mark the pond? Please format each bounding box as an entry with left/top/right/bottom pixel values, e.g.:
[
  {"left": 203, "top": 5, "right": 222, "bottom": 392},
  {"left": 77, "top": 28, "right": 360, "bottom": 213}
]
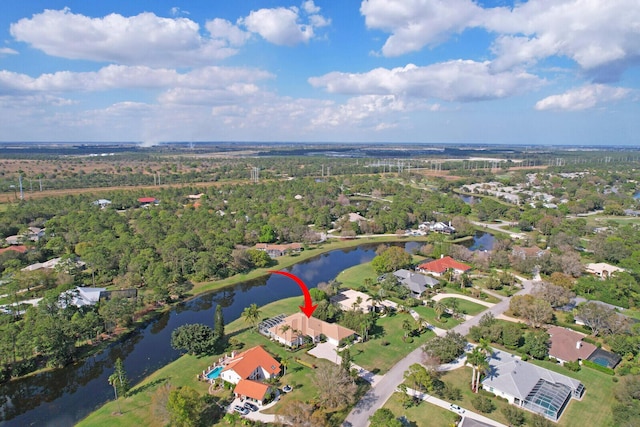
[
  {"left": 634, "top": 191, "right": 640, "bottom": 200},
  {"left": 462, "top": 231, "right": 496, "bottom": 252},
  {"left": 0, "top": 241, "right": 421, "bottom": 427},
  {"left": 459, "top": 194, "right": 478, "bottom": 204}
]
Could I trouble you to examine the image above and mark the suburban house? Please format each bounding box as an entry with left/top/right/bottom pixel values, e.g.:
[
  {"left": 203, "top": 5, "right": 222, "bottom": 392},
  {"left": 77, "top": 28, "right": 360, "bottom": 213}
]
[
  {"left": 0, "top": 245, "right": 28, "bottom": 255},
  {"left": 5, "top": 227, "right": 45, "bottom": 245},
  {"left": 547, "top": 326, "right": 597, "bottom": 364},
  {"left": 219, "top": 346, "right": 281, "bottom": 406},
  {"left": 265, "top": 312, "right": 356, "bottom": 347},
  {"left": 21, "top": 257, "right": 86, "bottom": 272},
  {"left": 430, "top": 221, "right": 456, "bottom": 234},
  {"left": 417, "top": 256, "right": 471, "bottom": 277},
  {"left": 60, "top": 287, "right": 106, "bottom": 308},
  {"left": 585, "top": 262, "right": 625, "bottom": 279},
  {"left": 138, "top": 197, "right": 159, "bottom": 206},
  {"left": 92, "top": 199, "right": 112, "bottom": 208},
  {"left": 482, "top": 349, "right": 585, "bottom": 421},
  {"left": 511, "top": 246, "right": 548, "bottom": 260},
  {"left": 393, "top": 269, "right": 440, "bottom": 296},
  {"left": 330, "top": 289, "right": 373, "bottom": 312},
  {"left": 255, "top": 243, "right": 302, "bottom": 257}
]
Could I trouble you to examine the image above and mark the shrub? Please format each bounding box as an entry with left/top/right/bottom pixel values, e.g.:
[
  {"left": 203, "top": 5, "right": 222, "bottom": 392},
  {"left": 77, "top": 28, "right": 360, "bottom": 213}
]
[
  {"left": 564, "top": 360, "right": 581, "bottom": 372},
  {"left": 501, "top": 405, "right": 527, "bottom": 426},
  {"left": 582, "top": 359, "right": 615, "bottom": 375},
  {"left": 471, "top": 395, "right": 495, "bottom": 413}
]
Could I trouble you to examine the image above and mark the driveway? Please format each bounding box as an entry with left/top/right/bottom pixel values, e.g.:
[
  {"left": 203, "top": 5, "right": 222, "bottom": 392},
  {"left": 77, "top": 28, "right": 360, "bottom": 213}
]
[
  {"left": 431, "top": 293, "right": 495, "bottom": 307},
  {"left": 343, "top": 278, "right": 537, "bottom": 426},
  {"left": 309, "top": 341, "right": 383, "bottom": 386}
]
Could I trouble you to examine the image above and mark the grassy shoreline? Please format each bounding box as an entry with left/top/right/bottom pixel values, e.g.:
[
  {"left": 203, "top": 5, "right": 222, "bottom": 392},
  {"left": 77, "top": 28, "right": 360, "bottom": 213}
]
[{"left": 74, "top": 235, "right": 424, "bottom": 425}]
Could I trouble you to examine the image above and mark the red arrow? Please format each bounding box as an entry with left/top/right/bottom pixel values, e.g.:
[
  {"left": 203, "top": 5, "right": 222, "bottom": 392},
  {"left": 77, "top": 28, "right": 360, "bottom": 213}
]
[{"left": 268, "top": 270, "right": 318, "bottom": 318}]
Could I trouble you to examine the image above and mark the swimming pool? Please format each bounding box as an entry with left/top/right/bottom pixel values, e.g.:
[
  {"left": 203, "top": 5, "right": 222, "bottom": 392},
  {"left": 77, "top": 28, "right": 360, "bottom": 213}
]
[{"left": 206, "top": 365, "right": 224, "bottom": 380}]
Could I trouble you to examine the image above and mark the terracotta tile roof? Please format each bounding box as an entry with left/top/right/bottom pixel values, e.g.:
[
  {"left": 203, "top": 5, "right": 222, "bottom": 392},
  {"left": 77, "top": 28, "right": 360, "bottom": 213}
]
[
  {"left": 138, "top": 197, "right": 157, "bottom": 203},
  {"left": 234, "top": 379, "right": 270, "bottom": 401},
  {"left": 548, "top": 326, "right": 597, "bottom": 362},
  {"left": 269, "top": 312, "right": 356, "bottom": 343},
  {"left": 0, "top": 245, "right": 28, "bottom": 254},
  {"left": 222, "top": 345, "right": 281, "bottom": 379},
  {"left": 417, "top": 256, "right": 471, "bottom": 274}
]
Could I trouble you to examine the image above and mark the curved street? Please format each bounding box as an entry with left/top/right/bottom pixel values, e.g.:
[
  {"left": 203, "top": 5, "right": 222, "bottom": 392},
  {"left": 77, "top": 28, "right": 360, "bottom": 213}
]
[{"left": 343, "top": 279, "right": 536, "bottom": 427}]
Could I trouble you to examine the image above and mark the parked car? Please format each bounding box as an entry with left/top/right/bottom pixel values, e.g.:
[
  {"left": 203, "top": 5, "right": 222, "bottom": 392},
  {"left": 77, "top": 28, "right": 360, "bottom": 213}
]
[
  {"left": 233, "top": 405, "right": 249, "bottom": 415},
  {"left": 244, "top": 402, "right": 259, "bottom": 412},
  {"left": 282, "top": 384, "right": 293, "bottom": 393},
  {"left": 449, "top": 404, "right": 465, "bottom": 414}
]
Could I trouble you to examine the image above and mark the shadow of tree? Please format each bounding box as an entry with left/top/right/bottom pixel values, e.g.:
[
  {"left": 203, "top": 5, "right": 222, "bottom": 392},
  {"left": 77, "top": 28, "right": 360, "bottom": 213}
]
[{"left": 127, "top": 377, "right": 168, "bottom": 397}]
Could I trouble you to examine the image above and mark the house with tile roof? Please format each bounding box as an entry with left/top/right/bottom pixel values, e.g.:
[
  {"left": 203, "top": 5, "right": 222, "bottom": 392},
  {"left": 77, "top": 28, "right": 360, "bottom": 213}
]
[
  {"left": 416, "top": 256, "right": 471, "bottom": 277},
  {"left": 254, "top": 243, "right": 302, "bottom": 257},
  {"left": 266, "top": 312, "right": 356, "bottom": 347},
  {"left": 0, "top": 245, "right": 28, "bottom": 255},
  {"left": 219, "top": 346, "right": 281, "bottom": 406},
  {"left": 547, "top": 326, "right": 597, "bottom": 365},
  {"left": 482, "top": 349, "right": 585, "bottom": 421},
  {"left": 393, "top": 269, "right": 440, "bottom": 296}
]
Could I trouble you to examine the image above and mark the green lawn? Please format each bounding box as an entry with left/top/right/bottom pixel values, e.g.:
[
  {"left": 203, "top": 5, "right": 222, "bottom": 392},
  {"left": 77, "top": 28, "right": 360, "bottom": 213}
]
[
  {"left": 77, "top": 296, "right": 326, "bottom": 426},
  {"left": 439, "top": 298, "right": 487, "bottom": 316},
  {"left": 439, "top": 360, "right": 617, "bottom": 427},
  {"left": 382, "top": 391, "right": 459, "bottom": 427},
  {"left": 411, "top": 305, "right": 461, "bottom": 329},
  {"left": 336, "top": 254, "right": 426, "bottom": 292},
  {"left": 336, "top": 262, "right": 378, "bottom": 290},
  {"left": 349, "top": 312, "right": 435, "bottom": 374}
]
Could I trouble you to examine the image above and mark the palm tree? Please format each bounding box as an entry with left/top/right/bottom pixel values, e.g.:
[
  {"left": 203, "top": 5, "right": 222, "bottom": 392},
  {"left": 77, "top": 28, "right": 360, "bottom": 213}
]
[
  {"left": 242, "top": 303, "right": 261, "bottom": 332},
  {"left": 280, "top": 357, "right": 290, "bottom": 376},
  {"left": 402, "top": 318, "right": 413, "bottom": 341},
  {"left": 465, "top": 347, "right": 485, "bottom": 392},
  {"left": 434, "top": 301, "right": 446, "bottom": 321},
  {"left": 447, "top": 298, "right": 460, "bottom": 318},
  {"left": 475, "top": 357, "right": 490, "bottom": 393},
  {"left": 460, "top": 272, "right": 472, "bottom": 289}
]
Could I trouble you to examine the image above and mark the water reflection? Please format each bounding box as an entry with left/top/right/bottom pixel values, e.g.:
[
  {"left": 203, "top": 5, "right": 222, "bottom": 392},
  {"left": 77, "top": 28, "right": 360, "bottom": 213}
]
[{"left": 0, "top": 241, "right": 417, "bottom": 427}]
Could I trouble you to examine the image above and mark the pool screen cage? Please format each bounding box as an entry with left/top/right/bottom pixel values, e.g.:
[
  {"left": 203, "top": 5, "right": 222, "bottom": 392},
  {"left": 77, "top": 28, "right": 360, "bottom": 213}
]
[{"left": 522, "top": 379, "right": 572, "bottom": 421}]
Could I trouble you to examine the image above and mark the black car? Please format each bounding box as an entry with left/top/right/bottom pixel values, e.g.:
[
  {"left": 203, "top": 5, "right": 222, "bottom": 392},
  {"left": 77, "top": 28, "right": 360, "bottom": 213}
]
[{"left": 244, "top": 402, "right": 259, "bottom": 412}]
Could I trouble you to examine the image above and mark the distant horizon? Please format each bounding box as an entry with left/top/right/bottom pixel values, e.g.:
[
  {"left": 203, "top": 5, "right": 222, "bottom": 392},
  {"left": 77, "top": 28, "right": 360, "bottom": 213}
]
[{"left": 1, "top": 140, "right": 639, "bottom": 150}]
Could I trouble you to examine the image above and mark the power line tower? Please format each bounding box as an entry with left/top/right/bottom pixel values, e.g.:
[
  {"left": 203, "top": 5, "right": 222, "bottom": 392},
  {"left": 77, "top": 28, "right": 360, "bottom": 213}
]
[{"left": 250, "top": 167, "right": 260, "bottom": 183}]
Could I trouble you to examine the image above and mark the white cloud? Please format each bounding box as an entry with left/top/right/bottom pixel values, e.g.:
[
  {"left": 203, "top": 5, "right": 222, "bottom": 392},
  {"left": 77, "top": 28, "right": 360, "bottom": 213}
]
[
  {"left": 0, "top": 47, "right": 18, "bottom": 56},
  {"left": 9, "top": 8, "right": 241, "bottom": 67},
  {"left": 303, "top": 1, "right": 321, "bottom": 14},
  {"left": 535, "top": 84, "right": 632, "bottom": 111},
  {"left": 205, "top": 18, "right": 250, "bottom": 47},
  {"left": 309, "top": 61, "right": 542, "bottom": 102},
  {"left": 240, "top": 3, "right": 330, "bottom": 46},
  {"left": 360, "top": 0, "right": 483, "bottom": 56},
  {"left": 360, "top": 0, "right": 640, "bottom": 81},
  {"left": 0, "top": 65, "right": 273, "bottom": 94}
]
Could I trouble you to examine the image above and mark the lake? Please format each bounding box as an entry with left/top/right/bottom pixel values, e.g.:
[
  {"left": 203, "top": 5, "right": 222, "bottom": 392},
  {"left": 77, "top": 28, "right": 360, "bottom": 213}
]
[
  {"left": 462, "top": 231, "right": 496, "bottom": 251},
  {"left": 0, "top": 241, "right": 420, "bottom": 427}
]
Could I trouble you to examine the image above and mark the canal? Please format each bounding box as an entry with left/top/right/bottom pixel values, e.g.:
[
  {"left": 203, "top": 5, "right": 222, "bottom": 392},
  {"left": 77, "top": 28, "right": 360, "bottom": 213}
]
[{"left": 0, "top": 241, "right": 421, "bottom": 427}]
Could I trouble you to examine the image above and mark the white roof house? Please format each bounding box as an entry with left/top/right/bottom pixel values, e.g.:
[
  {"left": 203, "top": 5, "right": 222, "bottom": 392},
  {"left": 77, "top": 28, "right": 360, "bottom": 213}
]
[
  {"left": 585, "top": 262, "right": 625, "bottom": 279},
  {"left": 60, "top": 287, "right": 106, "bottom": 307},
  {"left": 482, "top": 349, "right": 584, "bottom": 421}
]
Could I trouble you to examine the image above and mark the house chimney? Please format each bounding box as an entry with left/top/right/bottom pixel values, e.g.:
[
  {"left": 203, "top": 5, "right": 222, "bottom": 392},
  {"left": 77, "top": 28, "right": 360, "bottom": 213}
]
[
  {"left": 576, "top": 341, "right": 581, "bottom": 349},
  {"left": 441, "top": 254, "right": 444, "bottom": 259}
]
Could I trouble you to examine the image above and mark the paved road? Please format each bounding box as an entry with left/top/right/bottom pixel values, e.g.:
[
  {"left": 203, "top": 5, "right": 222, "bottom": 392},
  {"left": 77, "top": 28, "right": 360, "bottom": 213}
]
[{"left": 343, "top": 279, "right": 536, "bottom": 426}]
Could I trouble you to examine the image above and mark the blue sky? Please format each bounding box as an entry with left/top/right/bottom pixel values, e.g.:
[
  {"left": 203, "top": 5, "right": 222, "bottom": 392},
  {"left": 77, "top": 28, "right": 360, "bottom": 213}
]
[{"left": 0, "top": 0, "right": 638, "bottom": 145}]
